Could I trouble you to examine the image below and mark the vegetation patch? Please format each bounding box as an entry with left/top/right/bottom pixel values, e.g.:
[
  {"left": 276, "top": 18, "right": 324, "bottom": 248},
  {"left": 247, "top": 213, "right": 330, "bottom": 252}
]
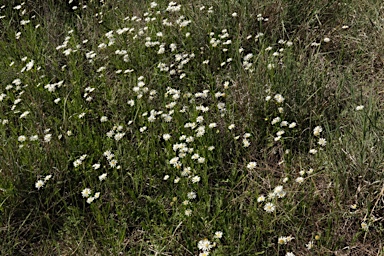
[{"left": 1, "top": 0, "right": 383, "bottom": 255}]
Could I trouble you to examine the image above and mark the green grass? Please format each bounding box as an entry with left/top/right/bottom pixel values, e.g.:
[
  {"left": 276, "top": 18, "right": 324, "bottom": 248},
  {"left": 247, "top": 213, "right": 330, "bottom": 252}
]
[{"left": 1, "top": 0, "right": 383, "bottom": 255}]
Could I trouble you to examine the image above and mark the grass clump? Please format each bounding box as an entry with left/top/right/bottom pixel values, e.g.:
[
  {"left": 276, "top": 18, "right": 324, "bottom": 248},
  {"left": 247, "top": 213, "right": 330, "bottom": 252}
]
[{"left": 1, "top": 0, "right": 383, "bottom": 255}]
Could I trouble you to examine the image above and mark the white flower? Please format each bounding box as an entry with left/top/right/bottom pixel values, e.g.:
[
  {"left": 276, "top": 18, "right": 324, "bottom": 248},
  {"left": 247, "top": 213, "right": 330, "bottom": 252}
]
[
  {"left": 356, "top": 105, "right": 364, "bottom": 111},
  {"left": 289, "top": 122, "right": 297, "bottom": 128},
  {"left": 109, "top": 159, "right": 118, "bottom": 168},
  {"left": 35, "top": 180, "right": 45, "bottom": 190},
  {"left": 361, "top": 222, "right": 369, "bottom": 231},
  {"left": 313, "top": 126, "right": 322, "bottom": 136},
  {"left": 18, "top": 135, "right": 27, "bottom": 142},
  {"left": 100, "top": 116, "right": 108, "bottom": 122},
  {"left": 81, "top": 188, "right": 92, "bottom": 198},
  {"left": 247, "top": 161, "right": 257, "bottom": 170},
  {"left": 44, "top": 175, "right": 52, "bottom": 181},
  {"left": 86, "top": 196, "right": 95, "bottom": 204},
  {"left": 99, "top": 173, "right": 107, "bottom": 181},
  {"left": 243, "top": 133, "right": 251, "bottom": 138},
  {"left": 186, "top": 136, "right": 194, "bottom": 143},
  {"left": 309, "top": 149, "right": 318, "bottom": 154},
  {"left": 163, "top": 134, "right": 171, "bottom": 141},
  {"left": 242, "top": 139, "right": 250, "bottom": 147},
  {"left": 163, "top": 175, "right": 170, "bottom": 181},
  {"left": 19, "top": 111, "right": 30, "bottom": 118},
  {"left": 306, "top": 241, "right": 314, "bottom": 250},
  {"left": 295, "top": 177, "right": 304, "bottom": 184},
  {"left": 169, "top": 157, "right": 180, "bottom": 166},
  {"left": 191, "top": 176, "right": 201, "bottom": 183},
  {"left": 127, "top": 99, "right": 135, "bottom": 106},
  {"left": 323, "top": 37, "right": 330, "bottom": 43},
  {"left": 196, "top": 116, "right": 204, "bottom": 123},
  {"left": 208, "top": 123, "right": 217, "bottom": 128},
  {"left": 106, "top": 130, "right": 114, "bottom": 138},
  {"left": 191, "top": 153, "right": 200, "bottom": 160},
  {"left": 274, "top": 94, "right": 285, "bottom": 103},
  {"left": 44, "top": 134, "right": 52, "bottom": 142},
  {"left": 264, "top": 202, "right": 275, "bottom": 213},
  {"left": 278, "top": 236, "right": 287, "bottom": 245},
  {"left": 318, "top": 138, "right": 326, "bottom": 146},
  {"left": 271, "top": 117, "right": 281, "bottom": 125},
  {"left": 73, "top": 159, "right": 82, "bottom": 167},
  {"left": 185, "top": 209, "right": 192, "bottom": 216},
  {"left": 214, "top": 231, "right": 223, "bottom": 239},
  {"left": 257, "top": 195, "right": 265, "bottom": 202},
  {"left": 286, "top": 252, "right": 295, "bottom": 256},
  {"left": 311, "top": 42, "right": 320, "bottom": 47},
  {"left": 273, "top": 186, "right": 286, "bottom": 198},
  {"left": 198, "top": 239, "right": 212, "bottom": 252},
  {"left": 150, "top": 2, "right": 158, "bottom": 8},
  {"left": 228, "top": 124, "right": 235, "bottom": 130},
  {"left": 114, "top": 132, "right": 125, "bottom": 141},
  {"left": 187, "top": 191, "right": 196, "bottom": 199}
]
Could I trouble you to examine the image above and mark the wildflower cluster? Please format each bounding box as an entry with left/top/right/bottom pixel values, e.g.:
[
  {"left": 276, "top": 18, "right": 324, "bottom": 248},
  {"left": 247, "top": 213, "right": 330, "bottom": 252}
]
[
  {"left": 1, "top": 1, "right": 381, "bottom": 255},
  {"left": 197, "top": 231, "right": 223, "bottom": 255},
  {"left": 81, "top": 188, "right": 101, "bottom": 204},
  {"left": 35, "top": 174, "right": 53, "bottom": 190},
  {"left": 310, "top": 125, "right": 326, "bottom": 154}
]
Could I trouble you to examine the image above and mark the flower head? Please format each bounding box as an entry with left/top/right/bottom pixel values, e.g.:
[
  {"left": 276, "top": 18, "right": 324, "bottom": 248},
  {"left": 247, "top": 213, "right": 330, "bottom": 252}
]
[
  {"left": 214, "top": 231, "right": 223, "bottom": 239},
  {"left": 361, "top": 222, "right": 369, "bottom": 231},
  {"left": 35, "top": 180, "right": 45, "bottom": 190},
  {"left": 257, "top": 195, "right": 265, "bottom": 202},
  {"left": 274, "top": 94, "right": 285, "bottom": 103},
  {"left": 318, "top": 138, "right": 326, "bottom": 146},
  {"left": 198, "top": 238, "right": 213, "bottom": 252},
  {"left": 264, "top": 202, "right": 275, "bottom": 213},
  {"left": 81, "top": 188, "right": 92, "bottom": 198},
  {"left": 86, "top": 196, "right": 95, "bottom": 204},
  {"left": 309, "top": 149, "right": 318, "bottom": 154},
  {"left": 313, "top": 126, "right": 322, "bottom": 136},
  {"left": 306, "top": 240, "right": 314, "bottom": 250},
  {"left": 247, "top": 161, "right": 257, "bottom": 170},
  {"left": 187, "top": 191, "right": 196, "bottom": 200},
  {"left": 44, "top": 175, "right": 52, "bottom": 181},
  {"left": 99, "top": 173, "right": 107, "bottom": 181}
]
